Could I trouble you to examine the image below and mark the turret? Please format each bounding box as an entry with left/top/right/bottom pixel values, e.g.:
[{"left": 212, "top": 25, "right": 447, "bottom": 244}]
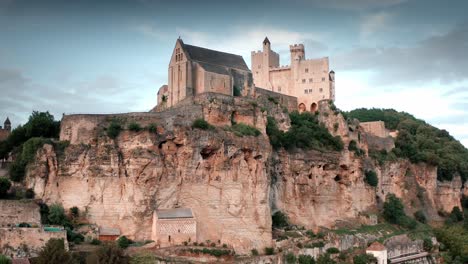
[
  {"left": 290, "top": 44, "right": 305, "bottom": 64},
  {"left": 329, "top": 70, "right": 335, "bottom": 81},
  {"left": 4, "top": 117, "right": 10, "bottom": 132},
  {"left": 263, "top": 37, "right": 271, "bottom": 52}
]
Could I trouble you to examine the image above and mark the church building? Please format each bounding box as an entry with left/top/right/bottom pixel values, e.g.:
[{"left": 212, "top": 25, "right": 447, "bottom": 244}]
[
  {"left": 156, "top": 38, "right": 254, "bottom": 109},
  {"left": 251, "top": 37, "right": 335, "bottom": 112}
]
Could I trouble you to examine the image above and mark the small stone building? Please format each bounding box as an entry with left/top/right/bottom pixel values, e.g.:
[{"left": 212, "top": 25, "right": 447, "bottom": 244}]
[
  {"left": 151, "top": 208, "right": 196, "bottom": 247},
  {"left": 360, "top": 121, "right": 390, "bottom": 138},
  {"left": 0, "top": 117, "right": 11, "bottom": 142},
  {"left": 366, "top": 241, "right": 388, "bottom": 264},
  {"left": 98, "top": 227, "right": 120, "bottom": 241}
]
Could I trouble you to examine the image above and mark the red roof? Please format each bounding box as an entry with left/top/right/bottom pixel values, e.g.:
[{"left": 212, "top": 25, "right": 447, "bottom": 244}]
[{"left": 367, "top": 241, "right": 386, "bottom": 251}]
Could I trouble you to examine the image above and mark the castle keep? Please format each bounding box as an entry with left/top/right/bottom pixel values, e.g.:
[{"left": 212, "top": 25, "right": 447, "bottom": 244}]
[
  {"left": 251, "top": 37, "right": 335, "bottom": 112},
  {"left": 155, "top": 38, "right": 335, "bottom": 113}
]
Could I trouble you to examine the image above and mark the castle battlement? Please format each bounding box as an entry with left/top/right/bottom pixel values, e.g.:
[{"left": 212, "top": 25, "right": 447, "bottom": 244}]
[
  {"left": 289, "top": 44, "right": 304, "bottom": 50},
  {"left": 251, "top": 50, "right": 262, "bottom": 55}
]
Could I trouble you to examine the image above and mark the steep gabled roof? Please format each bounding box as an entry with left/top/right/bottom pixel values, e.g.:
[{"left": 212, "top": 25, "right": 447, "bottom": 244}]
[
  {"left": 182, "top": 43, "right": 249, "bottom": 71},
  {"left": 4, "top": 117, "right": 10, "bottom": 124}
]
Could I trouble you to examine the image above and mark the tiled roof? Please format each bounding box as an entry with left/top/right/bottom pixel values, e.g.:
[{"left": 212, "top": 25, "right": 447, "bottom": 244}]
[
  {"left": 156, "top": 208, "right": 194, "bottom": 219},
  {"left": 99, "top": 227, "right": 120, "bottom": 236},
  {"left": 183, "top": 44, "right": 249, "bottom": 71},
  {"left": 367, "top": 241, "right": 386, "bottom": 251}
]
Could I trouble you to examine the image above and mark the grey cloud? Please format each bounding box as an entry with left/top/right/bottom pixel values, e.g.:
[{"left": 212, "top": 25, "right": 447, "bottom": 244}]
[
  {"left": 442, "top": 87, "right": 468, "bottom": 97},
  {"left": 290, "top": 0, "right": 410, "bottom": 10},
  {"left": 333, "top": 22, "right": 468, "bottom": 86}
]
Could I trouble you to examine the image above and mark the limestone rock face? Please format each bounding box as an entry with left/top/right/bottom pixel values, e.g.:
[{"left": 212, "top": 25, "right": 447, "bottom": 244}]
[{"left": 25, "top": 94, "right": 465, "bottom": 252}]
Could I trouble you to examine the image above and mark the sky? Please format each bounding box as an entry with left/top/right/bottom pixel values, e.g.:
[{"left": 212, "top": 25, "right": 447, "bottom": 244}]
[{"left": 1, "top": 0, "right": 467, "bottom": 146}]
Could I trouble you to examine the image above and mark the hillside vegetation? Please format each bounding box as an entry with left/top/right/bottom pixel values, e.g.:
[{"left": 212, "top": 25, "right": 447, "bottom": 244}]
[{"left": 346, "top": 108, "right": 468, "bottom": 182}]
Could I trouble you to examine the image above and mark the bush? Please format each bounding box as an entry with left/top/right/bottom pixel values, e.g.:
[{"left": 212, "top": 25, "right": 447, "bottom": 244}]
[
  {"left": 70, "top": 206, "right": 79, "bottom": 218},
  {"left": 0, "top": 177, "right": 11, "bottom": 198},
  {"left": 251, "top": 248, "right": 259, "bottom": 256},
  {"left": 266, "top": 112, "right": 344, "bottom": 152},
  {"left": 48, "top": 203, "right": 67, "bottom": 226},
  {"left": 18, "top": 222, "right": 31, "bottom": 227},
  {"left": 317, "top": 253, "right": 336, "bottom": 264},
  {"left": 127, "top": 122, "right": 142, "bottom": 132},
  {"left": 272, "top": 211, "right": 289, "bottom": 229},
  {"left": 326, "top": 247, "right": 339, "bottom": 254},
  {"left": 305, "top": 230, "right": 315, "bottom": 238},
  {"left": 192, "top": 119, "right": 214, "bottom": 130},
  {"left": 36, "top": 238, "right": 75, "bottom": 264},
  {"left": 129, "top": 253, "right": 157, "bottom": 264},
  {"left": 9, "top": 137, "right": 50, "bottom": 182},
  {"left": 383, "top": 194, "right": 405, "bottom": 224},
  {"left": 264, "top": 247, "right": 274, "bottom": 255},
  {"left": 285, "top": 252, "right": 296, "bottom": 264},
  {"left": 423, "top": 237, "right": 433, "bottom": 252},
  {"left": 146, "top": 123, "right": 157, "bottom": 133},
  {"left": 449, "top": 206, "right": 464, "bottom": 222},
  {"left": 90, "top": 239, "right": 101, "bottom": 245},
  {"left": 230, "top": 123, "right": 261, "bottom": 137},
  {"left": 86, "top": 243, "right": 129, "bottom": 264},
  {"left": 353, "top": 253, "right": 377, "bottom": 264},
  {"left": 107, "top": 120, "right": 122, "bottom": 139},
  {"left": 414, "top": 210, "right": 427, "bottom": 223},
  {"left": 298, "top": 254, "right": 315, "bottom": 264},
  {"left": 25, "top": 188, "right": 35, "bottom": 199},
  {"left": 117, "top": 236, "right": 131, "bottom": 249},
  {"left": 364, "top": 170, "right": 378, "bottom": 187},
  {"left": 0, "top": 255, "right": 11, "bottom": 264}
]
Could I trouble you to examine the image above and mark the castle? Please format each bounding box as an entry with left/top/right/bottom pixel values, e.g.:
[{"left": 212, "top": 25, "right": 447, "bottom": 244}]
[
  {"left": 155, "top": 37, "right": 335, "bottom": 112},
  {"left": 0, "top": 117, "right": 11, "bottom": 142}
]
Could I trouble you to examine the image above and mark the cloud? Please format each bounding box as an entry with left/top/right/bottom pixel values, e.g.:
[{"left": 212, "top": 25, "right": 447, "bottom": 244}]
[
  {"left": 333, "top": 22, "right": 468, "bottom": 86},
  {"left": 360, "top": 12, "right": 392, "bottom": 38},
  {"left": 0, "top": 68, "right": 156, "bottom": 128},
  {"left": 301, "top": 0, "right": 410, "bottom": 10}
]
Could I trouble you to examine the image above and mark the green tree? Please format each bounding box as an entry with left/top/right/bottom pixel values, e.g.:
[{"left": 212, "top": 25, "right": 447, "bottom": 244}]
[
  {"left": 383, "top": 194, "right": 405, "bottom": 224},
  {"left": 316, "top": 253, "right": 336, "bottom": 264},
  {"left": 117, "top": 236, "right": 131, "bottom": 249},
  {"left": 107, "top": 120, "right": 122, "bottom": 139},
  {"left": 0, "top": 255, "right": 11, "bottom": 264},
  {"left": 449, "top": 207, "right": 464, "bottom": 222},
  {"left": 298, "top": 255, "right": 315, "bottom": 264},
  {"left": 285, "top": 253, "right": 296, "bottom": 264},
  {"left": 353, "top": 253, "right": 377, "bottom": 264},
  {"left": 36, "top": 238, "right": 76, "bottom": 264},
  {"left": 0, "top": 177, "right": 11, "bottom": 198},
  {"left": 414, "top": 210, "right": 427, "bottom": 223},
  {"left": 272, "top": 211, "right": 289, "bottom": 229},
  {"left": 86, "top": 243, "right": 129, "bottom": 264},
  {"left": 364, "top": 170, "right": 378, "bottom": 187},
  {"left": 48, "top": 203, "right": 67, "bottom": 226}
]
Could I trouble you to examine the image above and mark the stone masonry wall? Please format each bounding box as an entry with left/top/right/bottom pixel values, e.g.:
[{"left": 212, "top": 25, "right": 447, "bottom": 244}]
[{"left": 0, "top": 200, "right": 41, "bottom": 227}]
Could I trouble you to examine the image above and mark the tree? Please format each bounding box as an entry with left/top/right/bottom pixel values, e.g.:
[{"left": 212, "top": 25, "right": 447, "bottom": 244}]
[
  {"left": 86, "top": 243, "right": 129, "bottom": 264},
  {"left": 48, "top": 203, "right": 67, "bottom": 226},
  {"left": 0, "top": 255, "right": 11, "bottom": 264},
  {"left": 298, "top": 255, "right": 315, "bottom": 264},
  {"left": 117, "top": 236, "right": 131, "bottom": 249},
  {"left": 0, "top": 177, "right": 11, "bottom": 198},
  {"left": 317, "top": 253, "right": 336, "bottom": 264},
  {"left": 449, "top": 207, "right": 464, "bottom": 222},
  {"left": 272, "top": 211, "right": 289, "bottom": 229},
  {"left": 24, "top": 111, "right": 60, "bottom": 139},
  {"left": 353, "top": 253, "right": 377, "bottom": 264},
  {"left": 364, "top": 170, "right": 378, "bottom": 187},
  {"left": 383, "top": 194, "right": 405, "bottom": 224},
  {"left": 36, "top": 238, "right": 76, "bottom": 264},
  {"left": 285, "top": 252, "right": 297, "bottom": 264}
]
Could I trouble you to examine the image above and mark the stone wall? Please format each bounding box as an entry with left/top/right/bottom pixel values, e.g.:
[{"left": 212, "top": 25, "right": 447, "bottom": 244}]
[
  {"left": 0, "top": 200, "right": 41, "bottom": 227},
  {"left": 360, "top": 121, "right": 389, "bottom": 138},
  {"left": 255, "top": 87, "right": 298, "bottom": 113},
  {"left": 0, "top": 227, "right": 68, "bottom": 258}
]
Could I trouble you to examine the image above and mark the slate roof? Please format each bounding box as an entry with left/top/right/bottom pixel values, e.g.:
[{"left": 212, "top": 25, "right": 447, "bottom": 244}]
[
  {"left": 156, "top": 208, "right": 194, "bottom": 219},
  {"left": 183, "top": 44, "right": 249, "bottom": 71},
  {"left": 4, "top": 117, "right": 10, "bottom": 124},
  {"left": 99, "top": 227, "right": 121, "bottom": 236},
  {"left": 198, "top": 62, "right": 230, "bottom": 75}
]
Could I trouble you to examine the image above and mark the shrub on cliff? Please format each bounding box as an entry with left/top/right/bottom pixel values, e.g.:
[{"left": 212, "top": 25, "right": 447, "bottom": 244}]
[
  {"left": 107, "top": 120, "right": 122, "bottom": 139},
  {"left": 86, "top": 243, "right": 129, "bottom": 264},
  {"left": 266, "top": 112, "right": 344, "bottom": 152},
  {"left": 36, "top": 238, "right": 76, "bottom": 264},
  {"left": 364, "top": 170, "right": 378, "bottom": 187},
  {"left": 346, "top": 108, "right": 468, "bottom": 182},
  {"left": 272, "top": 211, "right": 289, "bottom": 229},
  {"left": 264, "top": 247, "right": 275, "bottom": 255},
  {"left": 448, "top": 206, "right": 464, "bottom": 223},
  {"left": 127, "top": 122, "right": 142, "bottom": 132},
  {"left": 48, "top": 203, "right": 70, "bottom": 227},
  {"left": 117, "top": 236, "right": 131, "bottom": 249},
  {"left": 0, "top": 255, "right": 11, "bottom": 264},
  {"left": 317, "top": 253, "right": 336, "bottom": 264},
  {"left": 414, "top": 210, "right": 427, "bottom": 223},
  {"left": 9, "top": 137, "right": 50, "bottom": 182},
  {"left": 434, "top": 225, "right": 468, "bottom": 262},
  {"left": 146, "top": 123, "right": 157, "bottom": 133},
  {"left": 298, "top": 254, "right": 315, "bottom": 264},
  {"left": 192, "top": 118, "right": 214, "bottom": 130},
  {"left": 0, "top": 177, "right": 11, "bottom": 198},
  {"left": 285, "top": 252, "right": 297, "bottom": 264},
  {"left": 383, "top": 193, "right": 417, "bottom": 229},
  {"left": 230, "top": 123, "right": 261, "bottom": 137}
]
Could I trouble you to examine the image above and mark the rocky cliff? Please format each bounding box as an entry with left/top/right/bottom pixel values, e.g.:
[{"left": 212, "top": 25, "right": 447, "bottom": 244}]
[{"left": 24, "top": 93, "right": 464, "bottom": 253}]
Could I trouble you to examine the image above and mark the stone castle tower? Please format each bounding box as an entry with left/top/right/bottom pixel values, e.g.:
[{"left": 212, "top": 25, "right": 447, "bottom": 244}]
[
  {"left": 251, "top": 37, "right": 335, "bottom": 112},
  {"left": 0, "top": 117, "right": 11, "bottom": 142}
]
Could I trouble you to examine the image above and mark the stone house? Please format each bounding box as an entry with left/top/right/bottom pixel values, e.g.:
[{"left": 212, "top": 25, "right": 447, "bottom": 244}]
[
  {"left": 156, "top": 38, "right": 254, "bottom": 108},
  {"left": 366, "top": 241, "right": 388, "bottom": 264},
  {"left": 251, "top": 37, "right": 335, "bottom": 112},
  {"left": 98, "top": 227, "right": 120, "bottom": 241},
  {"left": 151, "top": 208, "right": 196, "bottom": 247}
]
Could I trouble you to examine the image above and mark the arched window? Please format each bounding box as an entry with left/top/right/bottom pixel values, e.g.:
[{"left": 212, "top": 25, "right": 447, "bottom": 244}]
[
  {"left": 311, "top": 103, "right": 318, "bottom": 112},
  {"left": 298, "top": 103, "right": 306, "bottom": 113}
]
